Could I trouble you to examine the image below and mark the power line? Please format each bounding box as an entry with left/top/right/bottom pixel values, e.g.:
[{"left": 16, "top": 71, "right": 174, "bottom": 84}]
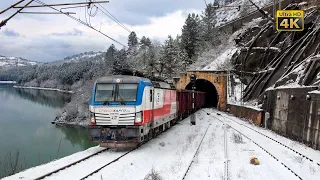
[
  {"left": 0, "top": 0, "right": 35, "bottom": 28},
  {"left": 34, "top": 0, "right": 127, "bottom": 48},
  {"left": 0, "top": 0, "right": 25, "bottom": 14},
  {"left": 96, "top": 3, "right": 132, "bottom": 33},
  {"left": 13, "top": 1, "right": 109, "bottom": 8}
]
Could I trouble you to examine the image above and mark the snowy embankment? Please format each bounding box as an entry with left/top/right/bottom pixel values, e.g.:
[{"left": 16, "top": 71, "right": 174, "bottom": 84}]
[
  {"left": 212, "top": 110, "right": 320, "bottom": 180},
  {"left": 13, "top": 85, "right": 75, "bottom": 94},
  {"left": 0, "top": 81, "right": 16, "bottom": 84},
  {"left": 6, "top": 109, "right": 318, "bottom": 180}
]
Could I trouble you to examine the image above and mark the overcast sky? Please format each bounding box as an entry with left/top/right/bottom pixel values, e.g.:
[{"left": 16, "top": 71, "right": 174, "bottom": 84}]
[{"left": 0, "top": 0, "right": 205, "bottom": 62}]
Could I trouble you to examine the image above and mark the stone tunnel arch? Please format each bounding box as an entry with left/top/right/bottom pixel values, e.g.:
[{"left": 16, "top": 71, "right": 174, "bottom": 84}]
[{"left": 185, "top": 79, "right": 219, "bottom": 108}]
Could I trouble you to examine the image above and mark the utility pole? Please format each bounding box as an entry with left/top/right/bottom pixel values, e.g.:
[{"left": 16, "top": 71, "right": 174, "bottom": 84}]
[{"left": 190, "top": 74, "right": 197, "bottom": 125}]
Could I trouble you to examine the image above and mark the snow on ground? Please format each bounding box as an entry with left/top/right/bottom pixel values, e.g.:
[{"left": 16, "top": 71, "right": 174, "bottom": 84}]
[
  {"left": 184, "top": 111, "right": 296, "bottom": 180},
  {"left": 201, "top": 47, "right": 238, "bottom": 71},
  {"left": 212, "top": 110, "right": 320, "bottom": 179},
  {"left": 0, "top": 81, "right": 16, "bottom": 84},
  {"left": 5, "top": 109, "right": 320, "bottom": 180},
  {"left": 13, "top": 86, "right": 75, "bottom": 94},
  {"left": 3, "top": 146, "right": 106, "bottom": 180},
  {"left": 214, "top": 0, "right": 272, "bottom": 27},
  {"left": 0, "top": 61, "right": 9, "bottom": 66},
  {"left": 226, "top": 128, "right": 298, "bottom": 180},
  {"left": 194, "top": 16, "right": 264, "bottom": 72}
]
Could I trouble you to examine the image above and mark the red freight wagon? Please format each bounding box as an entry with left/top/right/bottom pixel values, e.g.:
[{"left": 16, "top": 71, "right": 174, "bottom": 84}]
[{"left": 177, "top": 89, "right": 206, "bottom": 119}]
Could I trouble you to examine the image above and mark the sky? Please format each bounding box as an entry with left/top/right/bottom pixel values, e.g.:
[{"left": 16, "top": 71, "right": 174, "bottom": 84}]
[{"left": 0, "top": 0, "right": 206, "bottom": 62}]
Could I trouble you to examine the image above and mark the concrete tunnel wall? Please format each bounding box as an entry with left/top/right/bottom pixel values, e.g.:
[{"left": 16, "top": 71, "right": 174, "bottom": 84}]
[{"left": 173, "top": 71, "right": 228, "bottom": 111}]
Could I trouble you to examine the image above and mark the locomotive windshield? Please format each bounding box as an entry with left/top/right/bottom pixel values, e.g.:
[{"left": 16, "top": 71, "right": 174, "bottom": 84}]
[{"left": 94, "top": 83, "right": 138, "bottom": 102}]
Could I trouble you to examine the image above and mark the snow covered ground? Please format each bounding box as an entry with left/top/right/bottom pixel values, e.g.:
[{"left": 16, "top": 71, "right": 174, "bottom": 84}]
[
  {"left": 214, "top": 0, "right": 272, "bottom": 27},
  {"left": 13, "top": 86, "right": 75, "bottom": 94},
  {"left": 0, "top": 55, "right": 38, "bottom": 67},
  {"left": 5, "top": 108, "right": 320, "bottom": 180}
]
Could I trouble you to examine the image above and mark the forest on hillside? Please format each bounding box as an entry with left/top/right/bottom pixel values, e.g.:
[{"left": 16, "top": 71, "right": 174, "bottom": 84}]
[{"left": 0, "top": 1, "right": 261, "bottom": 124}]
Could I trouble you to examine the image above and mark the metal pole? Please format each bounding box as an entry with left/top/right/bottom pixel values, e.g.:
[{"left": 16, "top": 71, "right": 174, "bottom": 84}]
[
  {"left": 190, "top": 74, "right": 196, "bottom": 125},
  {"left": 224, "top": 124, "right": 229, "bottom": 180},
  {"left": 279, "top": 0, "right": 281, "bottom": 10}
]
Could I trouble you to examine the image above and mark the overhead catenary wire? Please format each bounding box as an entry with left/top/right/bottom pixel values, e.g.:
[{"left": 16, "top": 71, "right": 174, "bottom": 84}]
[
  {"left": 96, "top": 3, "right": 132, "bottom": 33},
  {"left": 0, "top": 0, "right": 25, "bottom": 14},
  {"left": 0, "top": 0, "right": 35, "bottom": 28},
  {"left": 34, "top": 0, "right": 127, "bottom": 48}
]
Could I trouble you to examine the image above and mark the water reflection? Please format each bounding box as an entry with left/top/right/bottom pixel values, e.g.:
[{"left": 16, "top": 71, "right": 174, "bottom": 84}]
[
  {"left": 56, "top": 125, "right": 98, "bottom": 149},
  {"left": 0, "top": 86, "right": 96, "bottom": 178},
  {"left": 4, "top": 88, "right": 72, "bottom": 108}
]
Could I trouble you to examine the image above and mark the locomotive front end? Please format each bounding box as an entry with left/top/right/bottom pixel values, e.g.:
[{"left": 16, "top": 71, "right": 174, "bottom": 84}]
[{"left": 88, "top": 76, "right": 151, "bottom": 149}]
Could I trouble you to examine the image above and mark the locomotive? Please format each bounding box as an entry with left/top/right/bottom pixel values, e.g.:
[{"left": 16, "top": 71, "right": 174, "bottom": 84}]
[{"left": 88, "top": 75, "right": 205, "bottom": 148}]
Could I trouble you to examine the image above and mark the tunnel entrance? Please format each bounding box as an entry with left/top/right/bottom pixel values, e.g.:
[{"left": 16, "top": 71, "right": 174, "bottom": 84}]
[{"left": 185, "top": 79, "right": 218, "bottom": 108}]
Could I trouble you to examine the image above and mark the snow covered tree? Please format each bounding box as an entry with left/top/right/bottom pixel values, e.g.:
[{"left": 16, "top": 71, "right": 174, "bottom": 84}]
[
  {"left": 201, "top": 2, "right": 217, "bottom": 44},
  {"left": 139, "top": 36, "right": 152, "bottom": 50},
  {"left": 181, "top": 13, "right": 202, "bottom": 63},
  {"left": 105, "top": 44, "right": 119, "bottom": 74},
  {"left": 156, "top": 35, "right": 186, "bottom": 79},
  {"left": 128, "top": 31, "right": 138, "bottom": 49}
]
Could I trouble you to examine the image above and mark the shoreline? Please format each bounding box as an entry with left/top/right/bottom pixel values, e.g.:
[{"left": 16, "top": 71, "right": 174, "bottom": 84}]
[{"left": 13, "top": 85, "right": 75, "bottom": 94}]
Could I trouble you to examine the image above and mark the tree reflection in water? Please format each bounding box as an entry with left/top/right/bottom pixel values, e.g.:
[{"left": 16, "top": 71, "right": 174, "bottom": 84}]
[{"left": 56, "top": 125, "right": 98, "bottom": 149}]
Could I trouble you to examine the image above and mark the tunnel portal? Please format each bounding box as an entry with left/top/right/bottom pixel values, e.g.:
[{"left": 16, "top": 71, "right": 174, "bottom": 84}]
[{"left": 186, "top": 79, "right": 219, "bottom": 108}]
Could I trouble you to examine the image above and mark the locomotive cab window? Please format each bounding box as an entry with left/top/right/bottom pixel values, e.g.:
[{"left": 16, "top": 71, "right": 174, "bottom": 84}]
[
  {"left": 117, "top": 84, "right": 138, "bottom": 102},
  {"left": 150, "top": 89, "right": 153, "bottom": 102},
  {"left": 94, "top": 84, "right": 115, "bottom": 102}
]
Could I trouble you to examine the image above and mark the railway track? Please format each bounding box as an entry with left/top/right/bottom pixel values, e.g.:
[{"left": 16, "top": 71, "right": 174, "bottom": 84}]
[
  {"left": 34, "top": 148, "right": 108, "bottom": 180},
  {"left": 217, "top": 111, "right": 320, "bottom": 167},
  {"left": 212, "top": 115, "right": 303, "bottom": 179},
  {"left": 39, "top": 120, "right": 178, "bottom": 179},
  {"left": 181, "top": 124, "right": 211, "bottom": 180},
  {"left": 209, "top": 110, "right": 320, "bottom": 180}
]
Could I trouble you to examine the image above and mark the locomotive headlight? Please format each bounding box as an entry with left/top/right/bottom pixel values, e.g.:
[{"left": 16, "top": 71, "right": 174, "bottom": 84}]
[
  {"left": 135, "top": 112, "right": 142, "bottom": 123},
  {"left": 90, "top": 112, "right": 96, "bottom": 125}
]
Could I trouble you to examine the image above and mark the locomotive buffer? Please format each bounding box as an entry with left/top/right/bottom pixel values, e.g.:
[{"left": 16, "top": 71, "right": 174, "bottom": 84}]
[{"left": 190, "top": 74, "right": 196, "bottom": 125}]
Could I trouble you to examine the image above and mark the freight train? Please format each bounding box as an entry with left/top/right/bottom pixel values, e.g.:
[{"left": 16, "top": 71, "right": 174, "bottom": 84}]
[{"left": 88, "top": 75, "right": 205, "bottom": 148}]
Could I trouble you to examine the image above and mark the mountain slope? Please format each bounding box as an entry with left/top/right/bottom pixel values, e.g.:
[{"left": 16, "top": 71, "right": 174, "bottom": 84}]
[
  {"left": 47, "top": 51, "right": 104, "bottom": 66},
  {"left": 0, "top": 55, "right": 39, "bottom": 68}
]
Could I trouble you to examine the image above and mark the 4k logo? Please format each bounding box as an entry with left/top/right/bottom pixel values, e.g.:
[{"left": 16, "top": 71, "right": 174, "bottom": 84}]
[{"left": 276, "top": 10, "right": 304, "bottom": 31}]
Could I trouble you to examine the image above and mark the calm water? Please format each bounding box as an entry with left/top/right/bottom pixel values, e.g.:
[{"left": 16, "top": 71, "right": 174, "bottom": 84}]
[{"left": 0, "top": 85, "right": 97, "bottom": 178}]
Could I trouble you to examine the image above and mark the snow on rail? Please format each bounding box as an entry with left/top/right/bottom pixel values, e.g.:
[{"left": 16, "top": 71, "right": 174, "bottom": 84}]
[
  {"left": 213, "top": 110, "right": 320, "bottom": 180},
  {"left": 5, "top": 109, "right": 320, "bottom": 180}
]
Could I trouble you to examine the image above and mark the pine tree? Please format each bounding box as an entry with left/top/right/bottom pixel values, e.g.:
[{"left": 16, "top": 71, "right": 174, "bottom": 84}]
[
  {"left": 105, "top": 44, "right": 118, "bottom": 74},
  {"left": 128, "top": 31, "right": 138, "bottom": 49},
  {"left": 139, "top": 36, "right": 152, "bottom": 50},
  {"left": 181, "top": 13, "right": 202, "bottom": 63},
  {"left": 201, "top": 3, "right": 218, "bottom": 45}
]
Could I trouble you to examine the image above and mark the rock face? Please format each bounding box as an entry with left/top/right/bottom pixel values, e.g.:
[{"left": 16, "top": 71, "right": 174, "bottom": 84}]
[{"left": 230, "top": 3, "right": 320, "bottom": 101}]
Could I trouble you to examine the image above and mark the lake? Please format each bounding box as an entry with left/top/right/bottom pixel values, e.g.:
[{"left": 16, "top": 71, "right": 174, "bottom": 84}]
[{"left": 0, "top": 85, "right": 97, "bottom": 178}]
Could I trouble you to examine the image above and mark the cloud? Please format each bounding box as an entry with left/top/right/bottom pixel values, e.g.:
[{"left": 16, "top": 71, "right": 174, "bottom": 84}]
[
  {"left": 1, "top": 29, "right": 21, "bottom": 37},
  {"left": 0, "top": 0, "right": 204, "bottom": 62},
  {"left": 50, "top": 28, "right": 83, "bottom": 36}
]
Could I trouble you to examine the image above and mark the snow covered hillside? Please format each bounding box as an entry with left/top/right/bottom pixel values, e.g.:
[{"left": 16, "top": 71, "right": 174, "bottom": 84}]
[
  {"left": 214, "top": 0, "right": 272, "bottom": 27},
  {"left": 48, "top": 51, "right": 104, "bottom": 66},
  {"left": 0, "top": 55, "right": 38, "bottom": 68}
]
